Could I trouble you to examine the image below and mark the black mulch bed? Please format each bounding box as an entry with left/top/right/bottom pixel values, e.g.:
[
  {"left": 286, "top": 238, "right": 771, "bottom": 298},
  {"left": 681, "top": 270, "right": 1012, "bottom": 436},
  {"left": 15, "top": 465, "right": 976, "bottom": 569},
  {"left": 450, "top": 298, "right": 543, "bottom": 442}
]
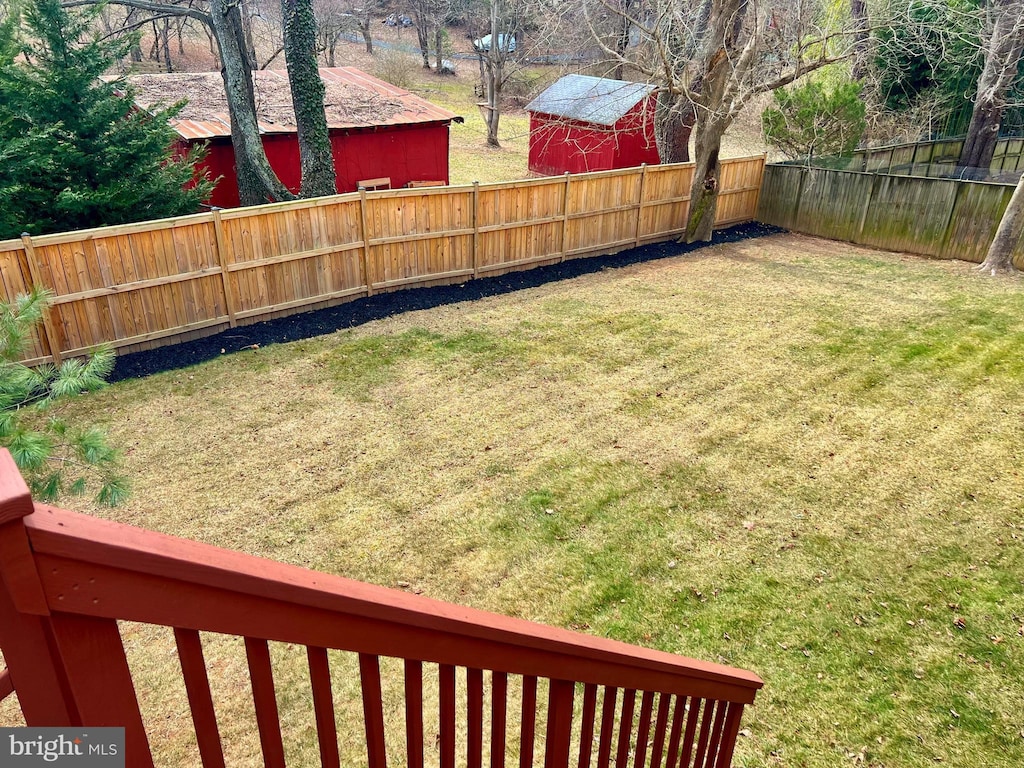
[{"left": 109, "top": 222, "right": 783, "bottom": 383}]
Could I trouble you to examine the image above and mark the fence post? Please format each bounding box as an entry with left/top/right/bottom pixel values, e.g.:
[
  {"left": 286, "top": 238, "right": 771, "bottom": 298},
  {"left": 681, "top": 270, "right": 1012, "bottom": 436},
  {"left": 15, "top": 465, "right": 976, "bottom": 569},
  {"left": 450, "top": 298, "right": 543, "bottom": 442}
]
[
  {"left": 211, "top": 210, "right": 238, "bottom": 328},
  {"left": 472, "top": 181, "right": 480, "bottom": 279},
  {"left": 560, "top": 172, "right": 571, "bottom": 262},
  {"left": 634, "top": 164, "right": 648, "bottom": 248},
  {"left": 358, "top": 189, "right": 375, "bottom": 297},
  {"left": 19, "top": 233, "right": 62, "bottom": 364},
  {"left": 752, "top": 154, "right": 768, "bottom": 220}
]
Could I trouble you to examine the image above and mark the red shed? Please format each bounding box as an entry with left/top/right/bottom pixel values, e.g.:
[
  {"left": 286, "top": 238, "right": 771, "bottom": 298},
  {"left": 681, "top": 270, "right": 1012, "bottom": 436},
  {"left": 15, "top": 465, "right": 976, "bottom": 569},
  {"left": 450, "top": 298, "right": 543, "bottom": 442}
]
[
  {"left": 127, "top": 67, "right": 461, "bottom": 208},
  {"left": 526, "top": 74, "right": 660, "bottom": 176}
]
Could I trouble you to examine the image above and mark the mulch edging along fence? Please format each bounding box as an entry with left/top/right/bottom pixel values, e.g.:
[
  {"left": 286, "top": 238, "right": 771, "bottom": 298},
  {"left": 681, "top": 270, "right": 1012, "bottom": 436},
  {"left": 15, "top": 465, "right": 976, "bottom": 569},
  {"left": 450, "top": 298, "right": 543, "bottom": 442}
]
[{"left": 109, "top": 222, "right": 782, "bottom": 382}]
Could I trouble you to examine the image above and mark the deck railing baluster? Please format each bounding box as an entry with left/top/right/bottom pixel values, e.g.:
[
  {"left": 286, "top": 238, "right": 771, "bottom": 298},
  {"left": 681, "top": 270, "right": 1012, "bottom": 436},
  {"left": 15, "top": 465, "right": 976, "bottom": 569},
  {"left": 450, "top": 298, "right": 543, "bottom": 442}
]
[
  {"left": 468, "top": 667, "right": 485, "bottom": 768},
  {"left": 544, "top": 679, "right": 575, "bottom": 768},
  {"left": 677, "top": 698, "right": 701, "bottom": 768},
  {"left": 405, "top": 660, "right": 425, "bottom": 768},
  {"left": 648, "top": 694, "right": 672, "bottom": 768},
  {"left": 702, "top": 699, "right": 728, "bottom": 768},
  {"left": 520, "top": 675, "right": 538, "bottom": 768},
  {"left": 244, "top": 637, "right": 286, "bottom": 768},
  {"left": 577, "top": 683, "right": 598, "bottom": 768},
  {"left": 689, "top": 700, "right": 716, "bottom": 768},
  {"left": 596, "top": 686, "right": 618, "bottom": 768},
  {"left": 615, "top": 689, "right": 637, "bottom": 768},
  {"left": 712, "top": 704, "right": 744, "bottom": 768},
  {"left": 174, "top": 628, "right": 225, "bottom": 768},
  {"left": 307, "top": 646, "right": 340, "bottom": 768},
  {"left": 491, "top": 671, "right": 509, "bottom": 768},
  {"left": 440, "top": 664, "right": 457, "bottom": 768},
  {"left": 633, "top": 691, "right": 655, "bottom": 768},
  {"left": 359, "top": 653, "right": 387, "bottom": 768}
]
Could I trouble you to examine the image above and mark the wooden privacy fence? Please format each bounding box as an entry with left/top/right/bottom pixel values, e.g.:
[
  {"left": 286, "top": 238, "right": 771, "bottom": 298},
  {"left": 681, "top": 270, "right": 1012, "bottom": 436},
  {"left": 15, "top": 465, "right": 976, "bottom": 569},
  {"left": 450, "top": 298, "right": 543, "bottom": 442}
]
[
  {"left": 0, "top": 157, "right": 765, "bottom": 365},
  {"left": 757, "top": 163, "right": 1024, "bottom": 268},
  {"left": 847, "top": 136, "right": 1024, "bottom": 176},
  {"left": 0, "top": 449, "right": 764, "bottom": 767}
]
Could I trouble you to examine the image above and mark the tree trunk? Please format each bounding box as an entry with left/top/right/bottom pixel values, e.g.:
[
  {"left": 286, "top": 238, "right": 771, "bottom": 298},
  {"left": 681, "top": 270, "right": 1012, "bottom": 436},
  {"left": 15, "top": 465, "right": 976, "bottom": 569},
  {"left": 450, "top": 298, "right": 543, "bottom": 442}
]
[
  {"left": 613, "top": 0, "right": 631, "bottom": 80},
  {"left": 415, "top": 16, "right": 431, "bottom": 68},
  {"left": 979, "top": 174, "right": 1024, "bottom": 273},
  {"left": 359, "top": 12, "right": 373, "bottom": 54},
  {"left": 210, "top": 0, "right": 294, "bottom": 206},
  {"left": 434, "top": 27, "right": 443, "bottom": 70},
  {"left": 161, "top": 17, "right": 172, "bottom": 72},
  {"left": 850, "top": 0, "right": 869, "bottom": 81},
  {"left": 239, "top": 0, "right": 258, "bottom": 70},
  {"left": 150, "top": 20, "right": 160, "bottom": 61},
  {"left": 282, "top": 0, "right": 336, "bottom": 198},
  {"left": 484, "top": 56, "right": 501, "bottom": 147},
  {"left": 484, "top": 0, "right": 501, "bottom": 147},
  {"left": 653, "top": 91, "right": 693, "bottom": 163},
  {"left": 960, "top": 100, "right": 1004, "bottom": 170},
  {"left": 684, "top": 117, "right": 727, "bottom": 243},
  {"left": 958, "top": 0, "right": 1024, "bottom": 170}
]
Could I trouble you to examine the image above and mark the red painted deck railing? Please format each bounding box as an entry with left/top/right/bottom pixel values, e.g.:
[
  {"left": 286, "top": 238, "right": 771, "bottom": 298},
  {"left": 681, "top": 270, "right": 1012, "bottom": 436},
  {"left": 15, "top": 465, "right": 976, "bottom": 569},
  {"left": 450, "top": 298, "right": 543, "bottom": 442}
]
[{"left": 0, "top": 450, "right": 763, "bottom": 767}]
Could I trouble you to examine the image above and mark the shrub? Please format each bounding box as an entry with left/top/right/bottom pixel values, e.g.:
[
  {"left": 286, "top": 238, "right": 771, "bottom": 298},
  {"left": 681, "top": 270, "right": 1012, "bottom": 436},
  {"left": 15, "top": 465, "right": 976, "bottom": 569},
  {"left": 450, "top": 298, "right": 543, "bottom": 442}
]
[
  {"left": 762, "top": 79, "right": 867, "bottom": 162},
  {"left": 373, "top": 50, "right": 417, "bottom": 89}
]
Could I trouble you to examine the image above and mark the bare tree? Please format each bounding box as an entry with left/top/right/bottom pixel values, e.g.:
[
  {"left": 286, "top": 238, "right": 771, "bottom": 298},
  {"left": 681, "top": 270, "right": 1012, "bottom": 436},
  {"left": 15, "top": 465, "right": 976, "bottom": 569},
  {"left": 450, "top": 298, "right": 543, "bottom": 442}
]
[
  {"left": 471, "top": 0, "right": 526, "bottom": 147},
  {"left": 586, "top": 0, "right": 860, "bottom": 243},
  {"left": 958, "top": 0, "right": 1024, "bottom": 169},
  {"left": 409, "top": 0, "right": 452, "bottom": 69},
  {"left": 314, "top": 0, "right": 375, "bottom": 64},
  {"left": 356, "top": 3, "right": 373, "bottom": 53}
]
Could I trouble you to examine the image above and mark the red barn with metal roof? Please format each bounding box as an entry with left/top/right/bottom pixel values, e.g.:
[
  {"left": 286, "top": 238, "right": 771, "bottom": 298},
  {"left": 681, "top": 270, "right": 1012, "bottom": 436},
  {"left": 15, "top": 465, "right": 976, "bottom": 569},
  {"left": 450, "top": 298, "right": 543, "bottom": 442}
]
[
  {"left": 128, "top": 67, "right": 462, "bottom": 208},
  {"left": 526, "top": 74, "right": 660, "bottom": 176}
]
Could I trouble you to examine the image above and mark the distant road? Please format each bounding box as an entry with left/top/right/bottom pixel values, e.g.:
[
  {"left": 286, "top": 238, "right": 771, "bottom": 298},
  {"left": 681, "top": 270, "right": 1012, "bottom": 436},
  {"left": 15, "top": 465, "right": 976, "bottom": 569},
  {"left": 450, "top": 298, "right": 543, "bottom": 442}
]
[{"left": 337, "top": 33, "right": 600, "bottom": 65}]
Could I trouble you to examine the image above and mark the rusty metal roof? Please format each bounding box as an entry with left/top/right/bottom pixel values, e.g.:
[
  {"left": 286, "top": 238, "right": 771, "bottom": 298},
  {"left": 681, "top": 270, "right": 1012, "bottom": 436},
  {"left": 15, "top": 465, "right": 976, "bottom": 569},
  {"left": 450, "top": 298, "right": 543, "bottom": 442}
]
[{"left": 126, "top": 67, "right": 461, "bottom": 140}]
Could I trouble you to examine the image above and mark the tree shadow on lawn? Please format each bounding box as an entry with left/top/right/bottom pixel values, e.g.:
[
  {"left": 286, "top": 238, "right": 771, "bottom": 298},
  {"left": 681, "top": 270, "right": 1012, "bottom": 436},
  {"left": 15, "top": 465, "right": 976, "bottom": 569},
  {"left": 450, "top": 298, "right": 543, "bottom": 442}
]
[{"left": 109, "top": 222, "right": 783, "bottom": 382}]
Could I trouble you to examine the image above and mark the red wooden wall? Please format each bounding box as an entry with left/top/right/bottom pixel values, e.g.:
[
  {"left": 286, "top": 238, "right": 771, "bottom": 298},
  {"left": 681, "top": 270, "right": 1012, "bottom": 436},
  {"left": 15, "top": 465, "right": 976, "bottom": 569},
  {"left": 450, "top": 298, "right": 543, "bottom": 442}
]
[
  {"left": 528, "top": 98, "right": 660, "bottom": 176},
  {"left": 189, "top": 122, "right": 451, "bottom": 209}
]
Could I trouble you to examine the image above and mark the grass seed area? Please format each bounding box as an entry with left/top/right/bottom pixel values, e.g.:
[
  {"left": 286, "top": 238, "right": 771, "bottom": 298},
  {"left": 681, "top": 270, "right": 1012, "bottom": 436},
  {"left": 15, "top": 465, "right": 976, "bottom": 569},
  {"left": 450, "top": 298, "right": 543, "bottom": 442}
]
[{"left": 22, "top": 233, "right": 1024, "bottom": 767}]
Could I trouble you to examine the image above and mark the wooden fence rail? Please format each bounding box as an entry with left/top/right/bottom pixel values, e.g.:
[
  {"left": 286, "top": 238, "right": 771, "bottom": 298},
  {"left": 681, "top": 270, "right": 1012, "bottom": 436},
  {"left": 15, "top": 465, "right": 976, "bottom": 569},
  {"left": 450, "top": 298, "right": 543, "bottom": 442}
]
[
  {"left": 756, "top": 163, "right": 1024, "bottom": 268},
  {"left": 0, "top": 157, "right": 765, "bottom": 365},
  {"left": 0, "top": 449, "right": 763, "bottom": 767}
]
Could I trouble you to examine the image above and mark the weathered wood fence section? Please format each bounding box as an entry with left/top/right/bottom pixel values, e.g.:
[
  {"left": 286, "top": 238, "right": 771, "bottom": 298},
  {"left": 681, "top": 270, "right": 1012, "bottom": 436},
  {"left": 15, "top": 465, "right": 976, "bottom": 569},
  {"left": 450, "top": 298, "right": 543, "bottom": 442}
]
[
  {"left": 757, "top": 163, "right": 1024, "bottom": 268},
  {"left": 848, "top": 136, "right": 1024, "bottom": 175},
  {"left": 0, "top": 156, "right": 764, "bottom": 364}
]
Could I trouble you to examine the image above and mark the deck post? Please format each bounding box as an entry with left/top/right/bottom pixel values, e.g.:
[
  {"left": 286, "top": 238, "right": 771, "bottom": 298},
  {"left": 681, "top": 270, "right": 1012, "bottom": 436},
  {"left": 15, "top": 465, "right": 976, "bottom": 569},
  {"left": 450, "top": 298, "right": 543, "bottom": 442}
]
[{"left": 0, "top": 449, "right": 75, "bottom": 725}]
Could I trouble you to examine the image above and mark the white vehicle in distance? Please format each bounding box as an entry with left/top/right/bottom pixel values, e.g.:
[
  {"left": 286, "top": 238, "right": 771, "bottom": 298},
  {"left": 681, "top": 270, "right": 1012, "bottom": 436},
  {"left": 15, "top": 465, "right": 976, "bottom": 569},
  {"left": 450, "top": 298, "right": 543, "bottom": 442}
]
[{"left": 473, "top": 33, "right": 516, "bottom": 54}]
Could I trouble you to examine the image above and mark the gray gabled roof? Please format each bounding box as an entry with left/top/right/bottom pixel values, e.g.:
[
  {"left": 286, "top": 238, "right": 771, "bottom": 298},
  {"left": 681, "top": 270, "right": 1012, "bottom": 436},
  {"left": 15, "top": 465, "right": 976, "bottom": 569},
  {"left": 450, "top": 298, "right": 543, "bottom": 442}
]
[{"left": 525, "top": 74, "right": 656, "bottom": 127}]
